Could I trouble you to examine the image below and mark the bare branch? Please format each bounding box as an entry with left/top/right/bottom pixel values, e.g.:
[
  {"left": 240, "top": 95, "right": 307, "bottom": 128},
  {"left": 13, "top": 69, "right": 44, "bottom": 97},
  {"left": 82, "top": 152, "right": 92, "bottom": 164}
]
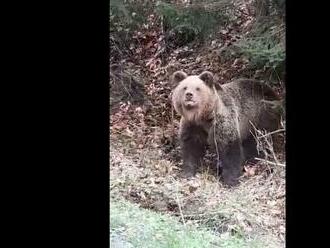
[
  {"left": 259, "top": 129, "right": 285, "bottom": 138},
  {"left": 255, "top": 158, "right": 285, "bottom": 167}
]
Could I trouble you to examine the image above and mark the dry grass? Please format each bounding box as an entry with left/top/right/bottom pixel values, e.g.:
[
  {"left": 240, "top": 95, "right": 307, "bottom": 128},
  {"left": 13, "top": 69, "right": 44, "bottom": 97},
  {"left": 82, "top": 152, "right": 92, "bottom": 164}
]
[{"left": 110, "top": 122, "right": 285, "bottom": 247}]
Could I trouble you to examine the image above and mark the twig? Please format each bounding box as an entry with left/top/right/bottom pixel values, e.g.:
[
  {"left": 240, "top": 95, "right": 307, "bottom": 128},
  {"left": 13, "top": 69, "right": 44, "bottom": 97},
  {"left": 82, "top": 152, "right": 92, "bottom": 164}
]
[
  {"left": 255, "top": 158, "right": 285, "bottom": 167},
  {"left": 174, "top": 211, "right": 225, "bottom": 219},
  {"left": 176, "top": 192, "right": 186, "bottom": 226},
  {"left": 263, "top": 132, "right": 280, "bottom": 165},
  {"left": 171, "top": 177, "right": 186, "bottom": 226},
  {"left": 250, "top": 120, "right": 283, "bottom": 165},
  {"left": 259, "top": 128, "right": 285, "bottom": 138},
  {"left": 213, "top": 111, "right": 221, "bottom": 178},
  {"left": 213, "top": 87, "right": 224, "bottom": 178}
]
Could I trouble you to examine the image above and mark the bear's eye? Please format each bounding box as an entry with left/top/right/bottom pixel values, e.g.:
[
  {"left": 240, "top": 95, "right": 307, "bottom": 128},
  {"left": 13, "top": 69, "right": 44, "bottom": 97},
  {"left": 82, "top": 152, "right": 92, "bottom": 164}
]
[
  {"left": 196, "top": 87, "right": 200, "bottom": 91},
  {"left": 183, "top": 86, "right": 187, "bottom": 90}
]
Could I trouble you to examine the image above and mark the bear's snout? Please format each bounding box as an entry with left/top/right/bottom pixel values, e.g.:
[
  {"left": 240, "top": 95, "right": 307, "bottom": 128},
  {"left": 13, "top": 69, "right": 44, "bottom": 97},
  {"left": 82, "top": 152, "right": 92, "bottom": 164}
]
[{"left": 185, "top": 92, "right": 193, "bottom": 100}]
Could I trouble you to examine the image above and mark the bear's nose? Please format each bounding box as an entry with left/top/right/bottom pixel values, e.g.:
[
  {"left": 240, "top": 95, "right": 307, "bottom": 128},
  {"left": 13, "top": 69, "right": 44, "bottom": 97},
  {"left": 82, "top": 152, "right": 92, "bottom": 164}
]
[{"left": 185, "top": 92, "right": 193, "bottom": 99}]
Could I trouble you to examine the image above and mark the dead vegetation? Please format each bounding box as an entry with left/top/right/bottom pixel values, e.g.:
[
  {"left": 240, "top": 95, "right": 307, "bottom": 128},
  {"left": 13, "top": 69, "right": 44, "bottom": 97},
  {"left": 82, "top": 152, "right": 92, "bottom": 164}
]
[
  {"left": 110, "top": 124, "right": 285, "bottom": 244},
  {"left": 110, "top": 116, "right": 285, "bottom": 244}
]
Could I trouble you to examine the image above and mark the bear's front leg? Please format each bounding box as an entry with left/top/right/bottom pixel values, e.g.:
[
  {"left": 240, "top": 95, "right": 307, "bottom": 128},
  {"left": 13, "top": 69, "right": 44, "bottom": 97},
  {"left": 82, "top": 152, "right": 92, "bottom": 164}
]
[
  {"left": 221, "top": 140, "right": 244, "bottom": 187},
  {"left": 180, "top": 136, "right": 206, "bottom": 177},
  {"left": 179, "top": 124, "right": 207, "bottom": 178}
]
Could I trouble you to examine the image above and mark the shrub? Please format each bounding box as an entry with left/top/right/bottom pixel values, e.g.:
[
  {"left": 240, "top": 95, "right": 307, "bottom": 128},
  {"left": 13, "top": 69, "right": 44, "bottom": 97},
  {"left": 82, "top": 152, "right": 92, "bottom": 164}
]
[
  {"left": 233, "top": 16, "right": 285, "bottom": 81},
  {"left": 156, "top": 1, "right": 233, "bottom": 46},
  {"left": 237, "top": 36, "right": 285, "bottom": 71}
]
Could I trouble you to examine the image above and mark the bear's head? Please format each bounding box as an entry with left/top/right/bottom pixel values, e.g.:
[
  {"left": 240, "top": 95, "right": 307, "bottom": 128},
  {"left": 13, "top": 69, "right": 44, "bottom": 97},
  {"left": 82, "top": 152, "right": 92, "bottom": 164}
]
[{"left": 171, "top": 71, "right": 219, "bottom": 122}]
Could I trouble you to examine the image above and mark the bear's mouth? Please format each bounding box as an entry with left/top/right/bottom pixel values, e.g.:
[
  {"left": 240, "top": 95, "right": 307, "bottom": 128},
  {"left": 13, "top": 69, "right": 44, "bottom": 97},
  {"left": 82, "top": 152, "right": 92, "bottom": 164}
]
[{"left": 183, "top": 100, "right": 197, "bottom": 109}]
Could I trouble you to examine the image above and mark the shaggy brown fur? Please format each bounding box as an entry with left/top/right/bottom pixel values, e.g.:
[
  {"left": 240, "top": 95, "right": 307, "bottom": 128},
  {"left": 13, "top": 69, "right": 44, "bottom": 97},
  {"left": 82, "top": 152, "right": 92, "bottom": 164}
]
[{"left": 171, "top": 70, "right": 281, "bottom": 187}]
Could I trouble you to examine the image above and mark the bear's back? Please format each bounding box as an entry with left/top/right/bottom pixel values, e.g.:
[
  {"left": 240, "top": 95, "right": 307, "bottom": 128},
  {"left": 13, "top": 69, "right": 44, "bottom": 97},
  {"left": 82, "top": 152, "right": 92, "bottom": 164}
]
[
  {"left": 218, "top": 79, "right": 280, "bottom": 138},
  {"left": 222, "top": 79, "right": 279, "bottom": 100}
]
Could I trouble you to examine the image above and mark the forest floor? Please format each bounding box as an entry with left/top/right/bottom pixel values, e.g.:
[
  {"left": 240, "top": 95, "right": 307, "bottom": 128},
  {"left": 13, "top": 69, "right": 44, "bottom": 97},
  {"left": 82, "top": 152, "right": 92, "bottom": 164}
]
[{"left": 110, "top": 134, "right": 285, "bottom": 247}]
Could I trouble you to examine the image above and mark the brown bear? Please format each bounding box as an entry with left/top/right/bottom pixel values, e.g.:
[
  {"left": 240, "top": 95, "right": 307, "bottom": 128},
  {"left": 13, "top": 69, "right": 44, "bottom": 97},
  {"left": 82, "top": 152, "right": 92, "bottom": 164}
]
[{"left": 171, "top": 70, "right": 281, "bottom": 187}]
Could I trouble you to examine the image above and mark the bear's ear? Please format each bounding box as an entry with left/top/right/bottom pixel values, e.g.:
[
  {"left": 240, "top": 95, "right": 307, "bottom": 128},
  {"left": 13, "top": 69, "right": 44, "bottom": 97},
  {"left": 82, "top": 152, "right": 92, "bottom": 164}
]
[
  {"left": 199, "top": 71, "right": 214, "bottom": 88},
  {"left": 172, "top": 71, "right": 187, "bottom": 86}
]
